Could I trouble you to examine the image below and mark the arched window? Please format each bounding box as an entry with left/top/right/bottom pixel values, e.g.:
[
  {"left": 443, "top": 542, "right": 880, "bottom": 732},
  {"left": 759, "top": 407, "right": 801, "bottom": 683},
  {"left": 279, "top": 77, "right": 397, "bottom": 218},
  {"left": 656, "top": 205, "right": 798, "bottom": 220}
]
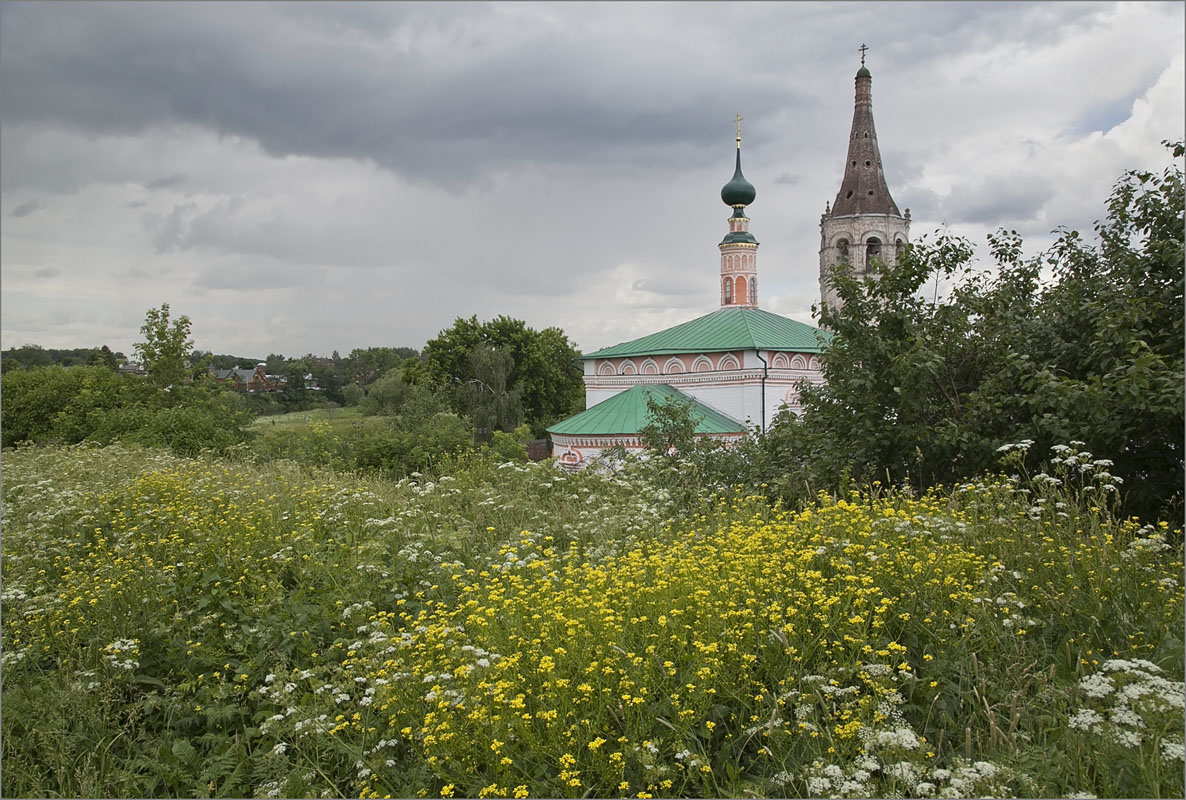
[
  {"left": 866, "top": 237, "right": 881, "bottom": 272},
  {"left": 748, "top": 277, "right": 756, "bottom": 304},
  {"left": 836, "top": 238, "right": 850, "bottom": 265},
  {"left": 895, "top": 238, "right": 905, "bottom": 264},
  {"left": 723, "top": 278, "right": 733, "bottom": 304}
]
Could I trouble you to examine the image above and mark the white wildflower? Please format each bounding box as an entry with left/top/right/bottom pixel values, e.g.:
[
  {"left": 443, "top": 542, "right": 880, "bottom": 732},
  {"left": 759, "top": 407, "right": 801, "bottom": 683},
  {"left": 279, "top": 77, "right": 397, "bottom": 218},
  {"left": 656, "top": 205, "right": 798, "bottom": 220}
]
[
  {"left": 1160, "top": 738, "right": 1185, "bottom": 763},
  {"left": 1079, "top": 673, "right": 1115, "bottom": 698},
  {"left": 1109, "top": 705, "right": 1144, "bottom": 727},
  {"left": 806, "top": 777, "right": 833, "bottom": 795},
  {"left": 1111, "top": 728, "right": 1141, "bottom": 748}
]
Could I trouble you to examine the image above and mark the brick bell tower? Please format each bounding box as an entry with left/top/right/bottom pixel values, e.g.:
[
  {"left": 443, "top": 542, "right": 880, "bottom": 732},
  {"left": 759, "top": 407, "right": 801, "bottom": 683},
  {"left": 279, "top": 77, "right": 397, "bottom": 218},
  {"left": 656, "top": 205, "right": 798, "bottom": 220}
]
[
  {"left": 818, "top": 46, "right": 910, "bottom": 315},
  {"left": 719, "top": 114, "right": 760, "bottom": 308}
]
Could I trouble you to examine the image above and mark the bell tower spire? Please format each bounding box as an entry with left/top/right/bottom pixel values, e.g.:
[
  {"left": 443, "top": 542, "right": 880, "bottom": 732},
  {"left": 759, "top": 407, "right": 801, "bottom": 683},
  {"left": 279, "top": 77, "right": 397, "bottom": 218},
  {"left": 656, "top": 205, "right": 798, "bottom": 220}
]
[
  {"left": 719, "top": 115, "right": 759, "bottom": 308},
  {"left": 818, "top": 47, "right": 910, "bottom": 314}
]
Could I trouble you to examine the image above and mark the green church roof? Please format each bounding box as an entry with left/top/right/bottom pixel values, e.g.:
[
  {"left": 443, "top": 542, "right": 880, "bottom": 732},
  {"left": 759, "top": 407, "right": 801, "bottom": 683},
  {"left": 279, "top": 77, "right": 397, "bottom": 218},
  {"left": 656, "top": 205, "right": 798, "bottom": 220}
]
[
  {"left": 581, "top": 306, "right": 830, "bottom": 360},
  {"left": 547, "top": 384, "right": 746, "bottom": 437}
]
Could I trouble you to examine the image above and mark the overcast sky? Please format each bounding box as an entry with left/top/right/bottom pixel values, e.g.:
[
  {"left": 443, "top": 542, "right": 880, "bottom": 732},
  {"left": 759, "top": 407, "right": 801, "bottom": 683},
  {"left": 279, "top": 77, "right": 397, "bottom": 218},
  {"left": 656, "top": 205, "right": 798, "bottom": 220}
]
[{"left": 2, "top": 1, "right": 1182, "bottom": 360}]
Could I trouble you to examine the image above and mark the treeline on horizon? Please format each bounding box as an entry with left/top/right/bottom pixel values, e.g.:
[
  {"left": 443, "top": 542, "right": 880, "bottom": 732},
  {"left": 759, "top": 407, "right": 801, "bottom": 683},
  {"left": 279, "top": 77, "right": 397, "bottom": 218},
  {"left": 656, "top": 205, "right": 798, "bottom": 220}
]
[
  {"left": 3, "top": 312, "right": 587, "bottom": 426},
  {"left": 3, "top": 343, "right": 423, "bottom": 409},
  {"left": 1, "top": 308, "right": 589, "bottom": 480}
]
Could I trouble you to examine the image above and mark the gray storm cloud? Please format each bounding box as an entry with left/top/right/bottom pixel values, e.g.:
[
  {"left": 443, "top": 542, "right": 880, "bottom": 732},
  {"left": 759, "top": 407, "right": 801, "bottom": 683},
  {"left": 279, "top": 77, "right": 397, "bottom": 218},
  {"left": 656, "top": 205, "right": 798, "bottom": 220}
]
[{"left": 1, "top": 1, "right": 1181, "bottom": 356}]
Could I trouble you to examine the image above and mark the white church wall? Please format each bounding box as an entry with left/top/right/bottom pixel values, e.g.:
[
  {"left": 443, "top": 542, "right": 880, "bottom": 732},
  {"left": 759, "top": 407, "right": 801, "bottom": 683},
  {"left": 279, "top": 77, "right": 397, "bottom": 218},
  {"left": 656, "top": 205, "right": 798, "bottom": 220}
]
[{"left": 579, "top": 351, "right": 825, "bottom": 433}]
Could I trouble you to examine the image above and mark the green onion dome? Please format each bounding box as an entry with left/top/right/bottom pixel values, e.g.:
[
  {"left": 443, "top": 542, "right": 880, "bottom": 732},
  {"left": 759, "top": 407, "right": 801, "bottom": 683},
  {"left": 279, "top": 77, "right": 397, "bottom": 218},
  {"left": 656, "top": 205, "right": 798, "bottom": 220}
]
[{"left": 720, "top": 147, "right": 756, "bottom": 207}]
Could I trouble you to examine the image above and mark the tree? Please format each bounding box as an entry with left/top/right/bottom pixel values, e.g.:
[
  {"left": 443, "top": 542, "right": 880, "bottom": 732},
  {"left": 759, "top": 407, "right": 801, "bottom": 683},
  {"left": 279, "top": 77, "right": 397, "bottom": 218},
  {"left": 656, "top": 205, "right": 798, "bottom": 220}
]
[
  {"left": 421, "top": 315, "right": 583, "bottom": 436},
  {"left": 264, "top": 353, "right": 288, "bottom": 375},
  {"left": 302, "top": 354, "right": 347, "bottom": 405},
  {"left": 639, "top": 393, "right": 700, "bottom": 456},
  {"left": 202, "top": 352, "right": 264, "bottom": 370},
  {"left": 1, "top": 344, "right": 53, "bottom": 373},
  {"left": 458, "top": 344, "right": 523, "bottom": 440},
  {"left": 345, "top": 347, "right": 419, "bottom": 386},
  {"left": 280, "top": 356, "right": 310, "bottom": 391},
  {"left": 86, "top": 345, "right": 120, "bottom": 370},
  {"left": 794, "top": 142, "right": 1183, "bottom": 520},
  {"left": 134, "top": 303, "right": 206, "bottom": 390},
  {"left": 361, "top": 366, "right": 449, "bottom": 422},
  {"left": 342, "top": 383, "right": 365, "bottom": 407}
]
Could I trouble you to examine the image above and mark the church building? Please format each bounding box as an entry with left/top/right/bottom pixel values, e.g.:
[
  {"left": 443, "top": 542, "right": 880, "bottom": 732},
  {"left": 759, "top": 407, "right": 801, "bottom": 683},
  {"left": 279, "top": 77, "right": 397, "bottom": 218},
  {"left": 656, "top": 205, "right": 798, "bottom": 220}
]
[
  {"left": 549, "top": 54, "right": 904, "bottom": 470},
  {"left": 819, "top": 51, "right": 910, "bottom": 311}
]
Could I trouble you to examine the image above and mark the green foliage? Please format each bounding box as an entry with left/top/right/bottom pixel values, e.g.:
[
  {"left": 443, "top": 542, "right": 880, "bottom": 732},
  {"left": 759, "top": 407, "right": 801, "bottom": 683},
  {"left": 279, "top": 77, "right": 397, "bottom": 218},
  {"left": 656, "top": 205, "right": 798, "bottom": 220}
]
[
  {"left": 1, "top": 343, "right": 54, "bottom": 372},
  {"left": 4, "top": 444, "right": 1179, "bottom": 798},
  {"left": 484, "top": 423, "right": 534, "bottom": 463},
  {"left": 201, "top": 352, "right": 265, "bottom": 370},
  {"left": 135, "top": 303, "right": 208, "bottom": 390},
  {"left": 1, "top": 365, "right": 251, "bottom": 457},
  {"left": 121, "top": 387, "right": 254, "bottom": 457},
  {"left": 0, "top": 365, "right": 155, "bottom": 447},
  {"left": 458, "top": 344, "right": 524, "bottom": 439},
  {"left": 86, "top": 344, "right": 121, "bottom": 369},
  {"left": 249, "top": 420, "right": 352, "bottom": 471},
  {"left": 622, "top": 393, "right": 763, "bottom": 510},
  {"left": 801, "top": 143, "right": 1184, "bottom": 521},
  {"left": 350, "top": 414, "right": 475, "bottom": 476},
  {"left": 341, "top": 382, "right": 365, "bottom": 407},
  {"left": 345, "top": 346, "right": 419, "bottom": 386},
  {"left": 640, "top": 392, "right": 701, "bottom": 455},
  {"left": 360, "top": 366, "right": 450, "bottom": 421},
  {"left": 250, "top": 411, "right": 476, "bottom": 480},
  {"left": 422, "top": 315, "right": 584, "bottom": 436},
  {"left": 2, "top": 343, "right": 126, "bottom": 373}
]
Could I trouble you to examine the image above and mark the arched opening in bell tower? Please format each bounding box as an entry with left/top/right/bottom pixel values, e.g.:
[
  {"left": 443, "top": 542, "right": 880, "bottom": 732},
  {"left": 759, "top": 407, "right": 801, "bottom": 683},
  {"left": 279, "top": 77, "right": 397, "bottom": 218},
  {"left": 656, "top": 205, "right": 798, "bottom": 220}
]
[{"left": 865, "top": 237, "right": 882, "bottom": 272}]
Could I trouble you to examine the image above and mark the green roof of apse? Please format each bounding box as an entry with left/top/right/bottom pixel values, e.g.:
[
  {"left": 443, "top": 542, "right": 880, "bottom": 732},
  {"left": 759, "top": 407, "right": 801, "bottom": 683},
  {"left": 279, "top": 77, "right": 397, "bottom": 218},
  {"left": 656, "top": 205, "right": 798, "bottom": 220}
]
[
  {"left": 581, "top": 306, "right": 830, "bottom": 359},
  {"left": 546, "top": 384, "right": 746, "bottom": 437}
]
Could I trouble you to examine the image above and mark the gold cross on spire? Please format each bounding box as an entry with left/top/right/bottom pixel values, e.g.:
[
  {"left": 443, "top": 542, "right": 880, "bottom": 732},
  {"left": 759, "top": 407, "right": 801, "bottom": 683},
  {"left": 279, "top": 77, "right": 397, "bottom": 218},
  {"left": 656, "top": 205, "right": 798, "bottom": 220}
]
[
  {"left": 859, "top": 43, "right": 868, "bottom": 65},
  {"left": 734, "top": 112, "right": 743, "bottom": 146}
]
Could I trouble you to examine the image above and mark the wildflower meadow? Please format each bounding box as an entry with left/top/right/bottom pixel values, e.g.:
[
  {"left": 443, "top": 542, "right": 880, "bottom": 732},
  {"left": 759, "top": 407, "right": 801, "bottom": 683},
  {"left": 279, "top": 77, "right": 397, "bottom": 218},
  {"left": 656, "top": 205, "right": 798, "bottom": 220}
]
[{"left": 1, "top": 441, "right": 1182, "bottom": 798}]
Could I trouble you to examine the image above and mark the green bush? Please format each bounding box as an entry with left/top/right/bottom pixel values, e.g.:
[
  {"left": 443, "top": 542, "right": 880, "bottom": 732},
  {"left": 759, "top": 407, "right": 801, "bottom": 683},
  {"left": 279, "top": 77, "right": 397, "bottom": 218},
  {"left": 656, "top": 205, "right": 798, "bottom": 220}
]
[
  {"left": 1, "top": 365, "right": 154, "bottom": 447},
  {"left": 1, "top": 366, "right": 251, "bottom": 457}
]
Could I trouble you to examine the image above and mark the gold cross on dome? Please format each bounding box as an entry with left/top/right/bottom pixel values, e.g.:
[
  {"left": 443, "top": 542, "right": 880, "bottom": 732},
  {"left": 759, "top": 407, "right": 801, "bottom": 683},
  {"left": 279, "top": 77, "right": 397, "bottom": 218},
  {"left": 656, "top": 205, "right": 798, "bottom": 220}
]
[
  {"left": 859, "top": 43, "right": 868, "bottom": 65},
  {"left": 734, "top": 112, "right": 743, "bottom": 141}
]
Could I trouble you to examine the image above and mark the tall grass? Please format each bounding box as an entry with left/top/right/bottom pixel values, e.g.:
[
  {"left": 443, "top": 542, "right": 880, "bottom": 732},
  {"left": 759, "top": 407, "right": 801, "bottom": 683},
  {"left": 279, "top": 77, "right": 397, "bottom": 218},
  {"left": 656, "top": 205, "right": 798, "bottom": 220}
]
[{"left": 1, "top": 442, "right": 1181, "bottom": 798}]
